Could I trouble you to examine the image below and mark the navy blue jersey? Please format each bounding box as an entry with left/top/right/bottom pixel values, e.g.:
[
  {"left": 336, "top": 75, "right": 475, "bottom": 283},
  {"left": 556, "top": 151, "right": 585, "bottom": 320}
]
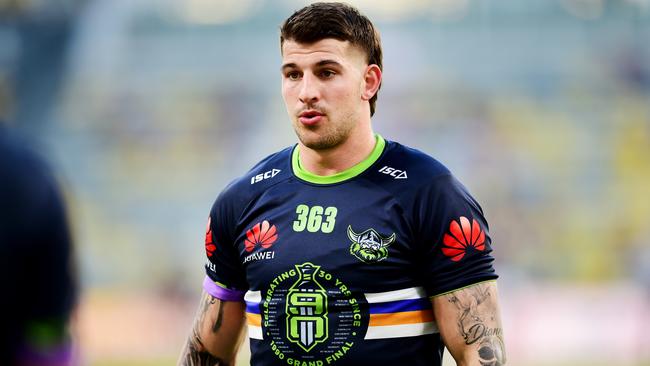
[{"left": 203, "top": 135, "right": 497, "bottom": 366}]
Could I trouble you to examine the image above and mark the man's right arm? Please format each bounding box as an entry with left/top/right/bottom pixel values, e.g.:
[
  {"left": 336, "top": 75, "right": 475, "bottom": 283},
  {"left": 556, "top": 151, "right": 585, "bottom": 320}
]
[{"left": 178, "top": 291, "right": 246, "bottom": 366}]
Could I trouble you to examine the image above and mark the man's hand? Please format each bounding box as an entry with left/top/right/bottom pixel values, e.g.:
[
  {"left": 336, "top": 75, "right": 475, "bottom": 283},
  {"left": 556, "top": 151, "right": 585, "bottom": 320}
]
[
  {"left": 431, "top": 281, "right": 506, "bottom": 366},
  {"left": 178, "top": 291, "right": 246, "bottom": 366}
]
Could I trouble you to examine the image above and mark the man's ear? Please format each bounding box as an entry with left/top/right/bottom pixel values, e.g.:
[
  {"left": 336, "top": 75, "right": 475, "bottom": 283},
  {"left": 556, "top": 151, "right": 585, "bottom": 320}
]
[{"left": 361, "top": 64, "right": 382, "bottom": 101}]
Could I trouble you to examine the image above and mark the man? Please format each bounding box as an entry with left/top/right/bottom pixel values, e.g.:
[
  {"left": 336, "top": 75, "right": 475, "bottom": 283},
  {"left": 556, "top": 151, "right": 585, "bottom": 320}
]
[
  {"left": 0, "top": 122, "right": 77, "bottom": 366},
  {"left": 179, "top": 2, "right": 506, "bottom": 365}
]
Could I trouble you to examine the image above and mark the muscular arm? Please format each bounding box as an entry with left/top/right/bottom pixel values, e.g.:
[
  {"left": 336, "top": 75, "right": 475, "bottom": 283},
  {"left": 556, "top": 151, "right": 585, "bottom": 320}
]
[
  {"left": 178, "top": 291, "right": 246, "bottom": 366},
  {"left": 431, "top": 281, "right": 506, "bottom": 366}
]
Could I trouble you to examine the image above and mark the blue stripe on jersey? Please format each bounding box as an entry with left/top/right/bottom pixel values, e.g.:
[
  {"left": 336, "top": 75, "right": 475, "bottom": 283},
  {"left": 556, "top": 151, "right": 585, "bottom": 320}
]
[
  {"left": 246, "top": 301, "right": 261, "bottom": 314},
  {"left": 368, "top": 298, "right": 431, "bottom": 314}
]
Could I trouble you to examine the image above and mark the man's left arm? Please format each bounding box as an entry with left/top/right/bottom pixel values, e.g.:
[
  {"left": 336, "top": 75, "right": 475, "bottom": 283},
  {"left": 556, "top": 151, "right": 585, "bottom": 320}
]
[{"left": 431, "top": 281, "right": 506, "bottom": 366}]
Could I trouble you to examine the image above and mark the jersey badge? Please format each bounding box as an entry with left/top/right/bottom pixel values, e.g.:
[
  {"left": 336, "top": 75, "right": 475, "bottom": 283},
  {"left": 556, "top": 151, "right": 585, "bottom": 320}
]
[
  {"left": 441, "top": 216, "right": 485, "bottom": 262},
  {"left": 245, "top": 220, "right": 278, "bottom": 252},
  {"left": 347, "top": 225, "right": 396, "bottom": 263},
  {"left": 251, "top": 168, "right": 281, "bottom": 184},
  {"left": 243, "top": 220, "right": 278, "bottom": 264},
  {"left": 378, "top": 165, "right": 408, "bottom": 179},
  {"left": 205, "top": 216, "right": 216, "bottom": 257}
]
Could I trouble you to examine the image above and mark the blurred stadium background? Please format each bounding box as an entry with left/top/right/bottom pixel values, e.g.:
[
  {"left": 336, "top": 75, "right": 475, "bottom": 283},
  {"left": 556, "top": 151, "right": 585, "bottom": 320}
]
[{"left": 1, "top": 0, "right": 649, "bottom": 365}]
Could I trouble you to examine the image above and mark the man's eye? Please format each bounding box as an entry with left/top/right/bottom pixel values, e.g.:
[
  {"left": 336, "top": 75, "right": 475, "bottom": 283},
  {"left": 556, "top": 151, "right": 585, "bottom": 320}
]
[
  {"left": 321, "top": 70, "right": 335, "bottom": 78},
  {"left": 286, "top": 72, "right": 301, "bottom": 80}
]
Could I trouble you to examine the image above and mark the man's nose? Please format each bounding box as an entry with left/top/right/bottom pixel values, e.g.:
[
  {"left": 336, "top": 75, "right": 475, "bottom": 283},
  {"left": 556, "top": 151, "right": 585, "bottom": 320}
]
[{"left": 298, "top": 74, "right": 319, "bottom": 104}]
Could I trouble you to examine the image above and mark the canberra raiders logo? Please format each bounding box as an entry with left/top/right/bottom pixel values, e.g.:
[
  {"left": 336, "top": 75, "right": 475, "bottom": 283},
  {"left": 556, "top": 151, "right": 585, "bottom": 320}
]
[{"left": 347, "top": 225, "right": 396, "bottom": 263}]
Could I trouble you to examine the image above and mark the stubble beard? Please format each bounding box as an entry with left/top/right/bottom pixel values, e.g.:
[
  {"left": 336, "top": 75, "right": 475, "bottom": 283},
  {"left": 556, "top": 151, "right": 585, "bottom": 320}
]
[{"left": 293, "top": 111, "right": 357, "bottom": 151}]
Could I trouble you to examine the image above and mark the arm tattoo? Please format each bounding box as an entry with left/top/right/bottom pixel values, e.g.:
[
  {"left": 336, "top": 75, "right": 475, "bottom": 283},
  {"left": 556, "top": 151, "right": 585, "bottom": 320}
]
[
  {"left": 178, "top": 293, "right": 231, "bottom": 366},
  {"left": 446, "top": 282, "right": 506, "bottom": 365},
  {"left": 448, "top": 284, "right": 491, "bottom": 344},
  {"left": 212, "top": 298, "right": 225, "bottom": 333},
  {"left": 180, "top": 339, "right": 227, "bottom": 366}
]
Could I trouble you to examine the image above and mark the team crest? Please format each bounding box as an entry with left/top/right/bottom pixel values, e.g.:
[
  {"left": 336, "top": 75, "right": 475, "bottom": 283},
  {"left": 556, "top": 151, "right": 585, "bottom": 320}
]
[{"left": 347, "top": 225, "right": 396, "bottom": 263}]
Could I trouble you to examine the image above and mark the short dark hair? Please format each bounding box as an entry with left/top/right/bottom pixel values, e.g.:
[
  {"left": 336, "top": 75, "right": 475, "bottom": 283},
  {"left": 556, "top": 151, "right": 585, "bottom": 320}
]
[{"left": 280, "top": 2, "right": 383, "bottom": 117}]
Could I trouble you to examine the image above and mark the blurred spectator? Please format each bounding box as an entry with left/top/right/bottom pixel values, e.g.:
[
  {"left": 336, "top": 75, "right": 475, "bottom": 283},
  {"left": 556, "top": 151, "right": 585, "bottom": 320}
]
[{"left": 0, "top": 121, "right": 77, "bottom": 366}]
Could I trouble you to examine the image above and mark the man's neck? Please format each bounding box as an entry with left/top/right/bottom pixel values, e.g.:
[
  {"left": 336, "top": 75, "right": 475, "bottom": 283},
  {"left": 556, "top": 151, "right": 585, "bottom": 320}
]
[{"left": 298, "top": 130, "right": 377, "bottom": 176}]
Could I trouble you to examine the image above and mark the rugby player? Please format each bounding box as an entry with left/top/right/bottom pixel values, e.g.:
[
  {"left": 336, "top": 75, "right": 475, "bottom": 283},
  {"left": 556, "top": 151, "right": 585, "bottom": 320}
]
[{"left": 179, "top": 3, "right": 506, "bottom": 365}]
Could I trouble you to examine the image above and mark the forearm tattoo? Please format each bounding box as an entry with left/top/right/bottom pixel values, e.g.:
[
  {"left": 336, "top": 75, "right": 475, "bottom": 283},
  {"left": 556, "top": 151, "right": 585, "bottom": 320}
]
[
  {"left": 179, "top": 293, "right": 231, "bottom": 366},
  {"left": 446, "top": 282, "right": 506, "bottom": 365}
]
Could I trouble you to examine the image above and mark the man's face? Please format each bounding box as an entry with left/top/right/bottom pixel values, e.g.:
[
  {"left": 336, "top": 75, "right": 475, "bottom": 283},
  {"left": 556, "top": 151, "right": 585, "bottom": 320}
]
[{"left": 281, "top": 38, "right": 369, "bottom": 150}]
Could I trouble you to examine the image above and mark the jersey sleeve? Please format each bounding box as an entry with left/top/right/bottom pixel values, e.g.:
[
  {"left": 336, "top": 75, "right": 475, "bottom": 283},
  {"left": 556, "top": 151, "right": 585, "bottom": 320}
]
[
  {"left": 414, "top": 174, "right": 498, "bottom": 296},
  {"left": 202, "top": 192, "right": 248, "bottom": 301}
]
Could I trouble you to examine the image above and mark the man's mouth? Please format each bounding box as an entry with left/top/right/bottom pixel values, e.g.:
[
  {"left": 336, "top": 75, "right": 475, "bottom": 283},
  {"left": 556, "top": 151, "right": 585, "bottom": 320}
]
[{"left": 298, "top": 110, "right": 325, "bottom": 125}]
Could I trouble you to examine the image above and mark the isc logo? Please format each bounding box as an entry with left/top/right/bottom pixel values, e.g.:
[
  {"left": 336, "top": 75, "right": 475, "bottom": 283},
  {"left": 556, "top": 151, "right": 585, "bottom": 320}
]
[
  {"left": 378, "top": 166, "right": 408, "bottom": 179},
  {"left": 251, "top": 169, "right": 281, "bottom": 184}
]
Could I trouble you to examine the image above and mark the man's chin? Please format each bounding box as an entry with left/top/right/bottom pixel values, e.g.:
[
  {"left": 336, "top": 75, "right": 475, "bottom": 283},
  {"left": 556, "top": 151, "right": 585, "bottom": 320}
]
[{"left": 295, "top": 131, "right": 342, "bottom": 151}]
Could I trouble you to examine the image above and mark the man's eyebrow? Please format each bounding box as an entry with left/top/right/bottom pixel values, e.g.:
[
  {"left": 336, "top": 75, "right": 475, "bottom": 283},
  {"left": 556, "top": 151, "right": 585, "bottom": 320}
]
[
  {"left": 315, "top": 59, "right": 342, "bottom": 68},
  {"left": 281, "top": 63, "right": 297, "bottom": 72},
  {"left": 281, "top": 59, "right": 343, "bottom": 72}
]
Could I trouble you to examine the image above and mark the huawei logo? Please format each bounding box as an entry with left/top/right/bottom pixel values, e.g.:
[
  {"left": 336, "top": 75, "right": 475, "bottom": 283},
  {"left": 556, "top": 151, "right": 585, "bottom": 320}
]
[
  {"left": 441, "top": 216, "right": 486, "bottom": 262},
  {"left": 245, "top": 220, "right": 278, "bottom": 252},
  {"left": 205, "top": 216, "right": 216, "bottom": 257}
]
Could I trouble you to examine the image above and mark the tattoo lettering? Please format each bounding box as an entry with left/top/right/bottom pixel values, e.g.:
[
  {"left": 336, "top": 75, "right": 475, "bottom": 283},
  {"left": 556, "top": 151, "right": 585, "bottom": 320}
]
[
  {"left": 466, "top": 324, "right": 503, "bottom": 345},
  {"left": 446, "top": 283, "right": 506, "bottom": 365}
]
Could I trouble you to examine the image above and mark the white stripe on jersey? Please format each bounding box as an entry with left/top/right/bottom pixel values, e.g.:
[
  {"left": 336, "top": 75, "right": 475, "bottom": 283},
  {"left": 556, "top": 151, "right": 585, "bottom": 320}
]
[
  {"left": 364, "top": 287, "right": 427, "bottom": 303},
  {"left": 365, "top": 322, "right": 438, "bottom": 339},
  {"left": 245, "top": 290, "right": 262, "bottom": 304}
]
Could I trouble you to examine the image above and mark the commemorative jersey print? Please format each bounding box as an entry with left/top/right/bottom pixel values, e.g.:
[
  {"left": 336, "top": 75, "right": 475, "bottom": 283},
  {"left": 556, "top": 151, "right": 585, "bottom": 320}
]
[
  {"left": 245, "top": 264, "right": 438, "bottom": 366},
  {"left": 251, "top": 263, "right": 368, "bottom": 365},
  {"left": 441, "top": 216, "right": 486, "bottom": 262},
  {"left": 204, "top": 137, "right": 498, "bottom": 366},
  {"left": 286, "top": 263, "right": 328, "bottom": 352}
]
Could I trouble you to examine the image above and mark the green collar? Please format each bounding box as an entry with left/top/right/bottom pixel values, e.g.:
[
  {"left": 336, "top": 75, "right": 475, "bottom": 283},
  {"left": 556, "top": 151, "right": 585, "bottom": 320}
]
[{"left": 291, "top": 134, "right": 386, "bottom": 184}]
